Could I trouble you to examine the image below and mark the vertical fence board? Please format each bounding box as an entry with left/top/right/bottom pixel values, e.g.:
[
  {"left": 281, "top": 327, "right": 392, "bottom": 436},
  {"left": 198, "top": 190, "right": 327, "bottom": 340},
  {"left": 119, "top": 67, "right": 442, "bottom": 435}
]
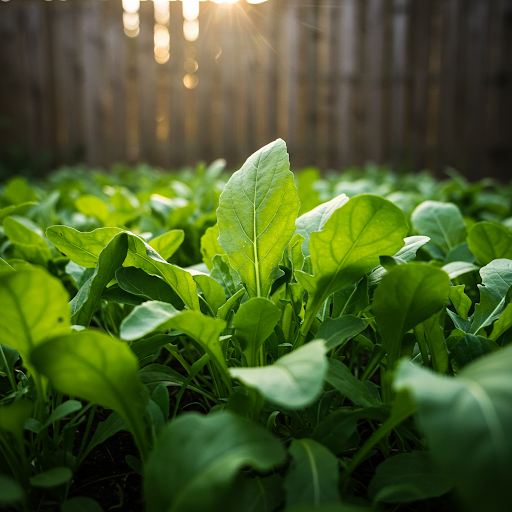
[{"left": 0, "top": 0, "right": 511, "bottom": 180}]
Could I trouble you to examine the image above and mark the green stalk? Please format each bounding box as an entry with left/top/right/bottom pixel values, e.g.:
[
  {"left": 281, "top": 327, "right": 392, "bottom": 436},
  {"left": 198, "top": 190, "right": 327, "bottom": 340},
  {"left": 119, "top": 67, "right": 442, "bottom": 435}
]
[
  {"left": 0, "top": 345, "right": 17, "bottom": 392},
  {"left": 75, "top": 405, "right": 97, "bottom": 468}
]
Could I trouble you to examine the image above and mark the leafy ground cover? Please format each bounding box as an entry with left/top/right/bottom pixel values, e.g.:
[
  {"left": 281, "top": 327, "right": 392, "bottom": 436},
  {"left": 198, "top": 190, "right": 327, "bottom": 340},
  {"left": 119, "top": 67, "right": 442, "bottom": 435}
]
[{"left": 1, "top": 140, "right": 512, "bottom": 512}]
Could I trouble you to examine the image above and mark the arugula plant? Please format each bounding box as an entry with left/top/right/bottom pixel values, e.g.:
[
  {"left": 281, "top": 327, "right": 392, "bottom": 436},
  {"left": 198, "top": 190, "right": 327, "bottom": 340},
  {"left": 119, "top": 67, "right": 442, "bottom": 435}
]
[{"left": 1, "top": 140, "right": 512, "bottom": 512}]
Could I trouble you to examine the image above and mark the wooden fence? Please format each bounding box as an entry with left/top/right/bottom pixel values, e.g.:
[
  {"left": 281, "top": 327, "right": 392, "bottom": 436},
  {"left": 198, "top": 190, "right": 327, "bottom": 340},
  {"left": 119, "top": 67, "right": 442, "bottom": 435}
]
[{"left": 1, "top": 0, "right": 511, "bottom": 180}]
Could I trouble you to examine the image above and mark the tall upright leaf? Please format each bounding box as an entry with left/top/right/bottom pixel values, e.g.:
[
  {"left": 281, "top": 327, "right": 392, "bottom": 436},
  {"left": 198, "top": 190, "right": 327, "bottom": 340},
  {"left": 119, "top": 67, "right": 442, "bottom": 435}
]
[
  {"left": 467, "top": 222, "right": 512, "bottom": 265},
  {"left": 394, "top": 346, "right": 512, "bottom": 512},
  {"left": 296, "top": 195, "right": 408, "bottom": 341},
  {"left": 217, "top": 139, "right": 300, "bottom": 298}
]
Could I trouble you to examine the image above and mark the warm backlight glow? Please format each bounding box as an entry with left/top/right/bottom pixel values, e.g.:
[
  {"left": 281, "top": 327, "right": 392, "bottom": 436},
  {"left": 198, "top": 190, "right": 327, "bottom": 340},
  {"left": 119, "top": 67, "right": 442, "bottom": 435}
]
[
  {"left": 183, "top": 19, "right": 199, "bottom": 41},
  {"left": 183, "top": 74, "right": 199, "bottom": 89},
  {"left": 122, "top": 0, "right": 140, "bottom": 14},
  {"left": 182, "top": 0, "right": 199, "bottom": 21},
  {"left": 153, "top": 0, "right": 170, "bottom": 25}
]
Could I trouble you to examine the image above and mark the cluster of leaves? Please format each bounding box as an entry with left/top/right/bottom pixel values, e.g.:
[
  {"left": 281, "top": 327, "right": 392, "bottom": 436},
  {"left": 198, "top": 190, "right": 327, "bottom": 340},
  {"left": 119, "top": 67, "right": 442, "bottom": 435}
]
[{"left": 1, "top": 140, "right": 512, "bottom": 512}]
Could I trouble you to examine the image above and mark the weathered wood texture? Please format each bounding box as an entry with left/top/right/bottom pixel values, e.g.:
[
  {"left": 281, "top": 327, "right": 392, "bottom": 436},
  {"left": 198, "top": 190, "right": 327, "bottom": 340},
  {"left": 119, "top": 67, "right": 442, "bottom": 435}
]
[{"left": 0, "top": 0, "right": 511, "bottom": 179}]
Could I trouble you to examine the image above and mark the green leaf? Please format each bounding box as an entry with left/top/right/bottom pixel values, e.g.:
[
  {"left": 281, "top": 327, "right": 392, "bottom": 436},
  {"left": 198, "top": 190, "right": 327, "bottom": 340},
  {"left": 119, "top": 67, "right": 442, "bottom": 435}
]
[
  {"left": 490, "top": 303, "right": 512, "bottom": 341},
  {"left": 295, "top": 194, "right": 349, "bottom": 258},
  {"left": 368, "top": 451, "right": 452, "bottom": 503},
  {"left": 316, "top": 316, "right": 368, "bottom": 351},
  {"left": 450, "top": 334, "right": 492, "bottom": 369},
  {"left": 373, "top": 263, "right": 450, "bottom": 366},
  {"left": 30, "top": 467, "right": 72, "bottom": 488},
  {"left": 120, "top": 301, "right": 181, "bottom": 340},
  {"left": 193, "top": 274, "right": 226, "bottom": 315},
  {"left": 200, "top": 224, "right": 225, "bottom": 270},
  {"left": 296, "top": 195, "right": 408, "bottom": 339},
  {"left": 230, "top": 340, "right": 327, "bottom": 409},
  {"left": 394, "top": 348, "right": 512, "bottom": 512},
  {"left": 4, "top": 216, "right": 52, "bottom": 265},
  {"left": 0, "top": 201, "right": 37, "bottom": 223},
  {"left": 413, "top": 311, "right": 450, "bottom": 373},
  {"left": 442, "top": 261, "right": 479, "bottom": 279},
  {"left": 46, "top": 226, "right": 123, "bottom": 268},
  {"left": 144, "top": 411, "right": 286, "bottom": 512},
  {"left": 210, "top": 254, "right": 244, "bottom": 298},
  {"left": 368, "top": 235, "right": 430, "bottom": 288},
  {"left": 284, "top": 438, "right": 340, "bottom": 507},
  {"left": 217, "top": 288, "right": 246, "bottom": 321},
  {"left": 42, "top": 400, "right": 82, "bottom": 429},
  {"left": 0, "top": 402, "right": 33, "bottom": 443},
  {"left": 82, "top": 411, "right": 127, "bottom": 461},
  {"left": 326, "top": 359, "right": 380, "bottom": 408},
  {"left": 148, "top": 229, "right": 185, "bottom": 261},
  {"left": 116, "top": 266, "right": 184, "bottom": 308},
  {"left": 449, "top": 285, "right": 472, "bottom": 320},
  {"left": 124, "top": 233, "right": 200, "bottom": 311},
  {"left": 470, "top": 259, "right": 512, "bottom": 334},
  {"left": 0, "top": 269, "right": 71, "bottom": 359},
  {"left": 70, "top": 233, "right": 128, "bottom": 326},
  {"left": 31, "top": 330, "right": 149, "bottom": 460},
  {"left": 217, "top": 139, "right": 300, "bottom": 298},
  {"left": 467, "top": 222, "right": 512, "bottom": 265},
  {"left": 0, "top": 474, "right": 24, "bottom": 504},
  {"left": 411, "top": 201, "right": 466, "bottom": 255},
  {"left": 233, "top": 297, "right": 281, "bottom": 366},
  {"left": 75, "top": 194, "right": 110, "bottom": 224}
]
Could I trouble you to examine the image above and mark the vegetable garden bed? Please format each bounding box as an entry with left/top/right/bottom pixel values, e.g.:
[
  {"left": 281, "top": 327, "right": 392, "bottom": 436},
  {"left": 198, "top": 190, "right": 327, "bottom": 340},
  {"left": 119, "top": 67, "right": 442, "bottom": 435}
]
[{"left": 1, "top": 140, "right": 512, "bottom": 512}]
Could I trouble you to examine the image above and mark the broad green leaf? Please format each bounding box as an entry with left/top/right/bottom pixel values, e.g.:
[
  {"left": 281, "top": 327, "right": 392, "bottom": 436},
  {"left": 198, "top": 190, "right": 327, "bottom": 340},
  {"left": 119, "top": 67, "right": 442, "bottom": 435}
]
[
  {"left": 411, "top": 201, "right": 466, "bottom": 255},
  {"left": 373, "top": 263, "right": 450, "bottom": 366},
  {"left": 30, "top": 467, "right": 72, "bottom": 488},
  {"left": 368, "top": 451, "right": 452, "bottom": 503},
  {"left": 0, "top": 474, "right": 24, "bottom": 504},
  {"left": 217, "top": 139, "right": 300, "bottom": 298},
  {"left": 82, "top": 411, "right": 127, "bottom": 460},
  {"left": 70, "top": 233, "right": 128, "bottom": 326},
  {"left": 75, "top": 194, "right": 110, "bottom": 224},
  {"left": 297, "top": 167, "right": 321, "bottom": 215},
  {"left": 230, "top": 340, "right": 327, "bottom": 409},
  {"left": 332, "top": 276, "right": 369, "bottom": 318},
  {"left": 129, "top": 333, "right": 181, "bottom": 364},
  {"left": 446, "top": 241, "right": 475, "bottom": 263},
  {"left": 368, "top": 235, "right": 430, "bottom": 287},
  {"left": 233, "top": 297, "right": 281, "bottom": 366},
  {"left": 42, "top": 400, "right": 82, "bottom": 430},
  {"left": 470, "top": 259, "right": 512, "bottom": 334},
  {"left": 120, "top": 302, "right": 229, "bottom": 385},
  {"left": 467, "top": 222, "right": 512, "bottom": 265},
  {"left": 0, "top": 257, "right": 15, "bottom": 272},
  {"left": 449, "top": 285, "right": 472, "bottom": 320},
  {"left": 295, "top": 194, "right": 349, "bottom": 258},
  {"left": 2, "top": 177, "right": 37, "bottom": 205},
  {"left": 124, "top": 233, "right": 200, "bottom": 311},
  {"left": 394, "top": 349, "right": 512, "bottom": 512},
  {"left": 284, "top": 438, "right": 340, "bottom": 507},
  {"left": 296, "top": 195, "right": 408, "bottom": 339},
  {"left": 46, "top": 225, "right": 122, "bottom": 268},
  {"left": 490, "top": 303, "right": 512, "bottom": 341},
  {"left": 148, "top": 229, "right": 185, "bottom": 261},
  {"left": 144, "top": 411, "right": 286, "bottom": 512},
  {"left": 316, "top": 316, "right": 368, "bottom": 351},
  {"left": 193, "top": 274, "right": 226, "bottom": 315},
  {"left": 441, "top": 261, "right": 479, "bottom": 279},
  {"left": 31, "top": 330, "right": 149, "bottom": 459},
  {"left": 116, "top": 266, "right": 184, "bottom": 308},
  {"left": 450, "top": 334, "right": 492, "bottom": 369},
  {"left": 0, "top": 269, "right": 71, "bottom": 358},
  {"left": 326, "top": 359, "right": 380, "bottom": 408},
  {"left": 200, "top": 224, "right": 225, "bottom": 270}
]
